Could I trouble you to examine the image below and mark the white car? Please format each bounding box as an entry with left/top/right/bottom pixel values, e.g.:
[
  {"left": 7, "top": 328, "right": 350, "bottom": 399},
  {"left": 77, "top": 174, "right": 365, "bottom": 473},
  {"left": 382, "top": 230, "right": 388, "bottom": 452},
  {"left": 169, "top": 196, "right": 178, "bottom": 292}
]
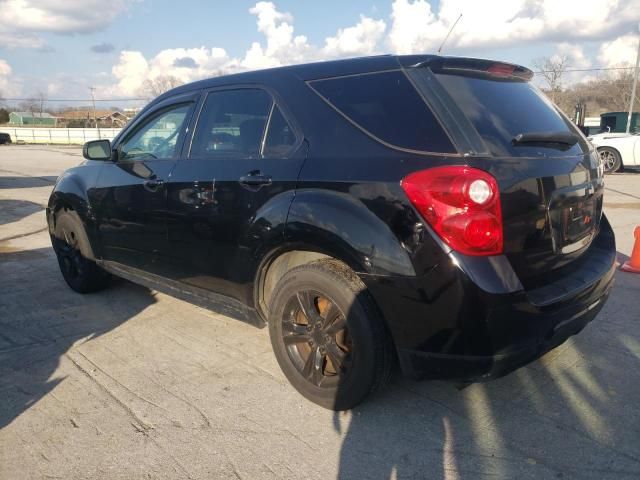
[{"left": 588, "top": 132, "right": 640, "bottom": 173}]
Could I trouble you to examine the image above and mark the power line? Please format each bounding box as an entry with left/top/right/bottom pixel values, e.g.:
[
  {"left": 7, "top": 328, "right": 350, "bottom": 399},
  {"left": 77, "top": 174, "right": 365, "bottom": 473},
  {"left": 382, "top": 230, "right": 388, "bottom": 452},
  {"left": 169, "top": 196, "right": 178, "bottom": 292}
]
[
  {"left": 0, "top": 66, "right": 637, "bottom": 102},
  {"left": 0, "top": 97, "right": 147, "bottom": 102},
  {"left": 534, "top": 66, "right": 636, "bottom": 74}
]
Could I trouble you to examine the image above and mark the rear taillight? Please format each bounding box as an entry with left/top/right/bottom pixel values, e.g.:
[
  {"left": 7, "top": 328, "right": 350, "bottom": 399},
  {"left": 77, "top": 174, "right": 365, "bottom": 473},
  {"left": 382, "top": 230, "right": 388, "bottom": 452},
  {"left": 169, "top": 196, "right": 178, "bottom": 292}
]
[{"left": 401, "top": 166, "right": 503, "bottom": 256}]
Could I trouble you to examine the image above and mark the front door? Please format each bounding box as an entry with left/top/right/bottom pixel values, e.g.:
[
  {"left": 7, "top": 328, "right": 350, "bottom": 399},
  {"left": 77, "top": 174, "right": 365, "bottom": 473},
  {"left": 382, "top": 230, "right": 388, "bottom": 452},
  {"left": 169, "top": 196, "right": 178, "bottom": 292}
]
[
  {"left": 94, "top": 99, "right": 197, "bottom": 272},
  {"left": 165, "top": 87, "right": 305, "bottom": 302}
]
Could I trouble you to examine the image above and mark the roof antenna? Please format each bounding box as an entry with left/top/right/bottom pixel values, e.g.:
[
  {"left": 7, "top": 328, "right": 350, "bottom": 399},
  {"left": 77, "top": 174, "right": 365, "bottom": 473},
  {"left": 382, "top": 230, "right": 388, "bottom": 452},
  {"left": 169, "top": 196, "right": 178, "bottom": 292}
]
[{"left": 438, "top": 13, "right": 462, "bottom": 54}]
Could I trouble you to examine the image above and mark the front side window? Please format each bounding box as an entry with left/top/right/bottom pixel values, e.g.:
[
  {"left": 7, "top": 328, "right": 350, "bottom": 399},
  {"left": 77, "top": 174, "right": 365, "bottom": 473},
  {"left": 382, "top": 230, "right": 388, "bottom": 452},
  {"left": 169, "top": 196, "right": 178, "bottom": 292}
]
[
  {"left": 191, "top": 89, "right": 273, "bottom": 158},
  {"left": 309, "top": 70, "right": 456, "bottom": 154},
  {"left": 119, "top": 104, "right": 191, "bottom": 161}
]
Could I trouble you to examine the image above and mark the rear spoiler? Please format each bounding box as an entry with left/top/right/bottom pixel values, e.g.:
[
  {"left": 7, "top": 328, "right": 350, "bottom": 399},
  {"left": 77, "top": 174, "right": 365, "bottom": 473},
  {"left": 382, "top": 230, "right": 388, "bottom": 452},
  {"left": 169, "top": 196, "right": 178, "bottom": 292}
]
[{"left": 409, "top": 57, "right": 534, "bottom": 82}]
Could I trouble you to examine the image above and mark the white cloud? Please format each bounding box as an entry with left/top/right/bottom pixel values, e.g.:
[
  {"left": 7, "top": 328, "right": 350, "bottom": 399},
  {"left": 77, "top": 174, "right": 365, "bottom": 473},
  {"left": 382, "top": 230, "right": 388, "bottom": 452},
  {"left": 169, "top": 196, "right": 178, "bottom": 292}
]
[
  {"left": 3, "top": 0, "right": 134, "bottom": 33},
  {"left": 323, "top": 15, "right": 387, "bottom": 57},
  {"left": 554, "top": 43, "right": 592, "bottom": 70},
  {"left": 388, "top": 0, "right": 447, "bottom": 54},
  {"left": 535, "top": 43, "right": 596, "bottom": 86},
  {"left": 0, "top": 31, "right": 46, "bottom": 50},
  {"left": 105, "top": 2, "right": 388, "bottom": 97},
  {"left": 387, "top": 0, "right": 640, "bottom": 53},
  {"left": 104, "top": 47, "right": 235, "bottom": 96},
  {"left": 109, "top": 51, "right": 149, "bottom": 96},
  {"left": 240, "top": 2, "right": 315, "bottom": 69},
  {"left": 12, "top": 0, "right": 639, "bottom": 100},
  {"left": 0, "top": 0, "right": 135, "bottom": 49},
  {"left": 0, "top": 59, "right": 21, "bottom": 97},
  {"left": 598, "top": 34, "right": 640, "bottom": 67}
]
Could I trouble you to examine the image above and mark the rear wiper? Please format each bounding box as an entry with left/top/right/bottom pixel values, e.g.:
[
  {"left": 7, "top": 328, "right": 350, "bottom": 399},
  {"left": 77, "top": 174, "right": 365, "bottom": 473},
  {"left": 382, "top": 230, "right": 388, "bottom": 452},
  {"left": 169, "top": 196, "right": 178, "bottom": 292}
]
[{"left": 512, "top": 132, "right": 579, "bottom": 147}]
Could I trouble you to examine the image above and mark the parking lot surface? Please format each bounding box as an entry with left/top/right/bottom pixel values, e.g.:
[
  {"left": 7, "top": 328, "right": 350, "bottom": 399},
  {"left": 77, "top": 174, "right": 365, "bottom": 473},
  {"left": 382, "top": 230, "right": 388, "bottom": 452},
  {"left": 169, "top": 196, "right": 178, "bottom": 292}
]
[{"left": 1, "top": 145, "right": 639, "bottom": 480}]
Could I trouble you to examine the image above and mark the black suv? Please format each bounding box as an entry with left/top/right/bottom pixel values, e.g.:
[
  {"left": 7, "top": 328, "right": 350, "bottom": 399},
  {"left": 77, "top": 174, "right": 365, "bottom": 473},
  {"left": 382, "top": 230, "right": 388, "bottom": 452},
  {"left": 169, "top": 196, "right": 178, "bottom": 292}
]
[{"left": 47, "top": 55, "right": 615, "bottom": 410}]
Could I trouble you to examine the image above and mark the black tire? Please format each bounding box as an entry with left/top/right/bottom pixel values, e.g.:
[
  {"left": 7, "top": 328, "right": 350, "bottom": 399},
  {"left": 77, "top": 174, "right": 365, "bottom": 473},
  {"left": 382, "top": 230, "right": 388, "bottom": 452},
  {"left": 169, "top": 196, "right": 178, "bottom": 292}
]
[
  {"left": 268, "top": 259, "right": 393, "bottom": 410},
  {"left": 598, "top": 147, "right": 623, "bottom": 173},
  {"left": 51, "top": 210, "right": 110, "bottom": 293}
]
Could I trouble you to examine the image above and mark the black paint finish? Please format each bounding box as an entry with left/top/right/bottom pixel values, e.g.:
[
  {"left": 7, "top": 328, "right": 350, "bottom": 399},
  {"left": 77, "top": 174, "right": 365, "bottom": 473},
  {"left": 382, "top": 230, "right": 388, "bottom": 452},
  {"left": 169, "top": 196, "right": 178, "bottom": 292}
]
[{"left": 47, "top": 54, "right": 615, "bottom": 381}]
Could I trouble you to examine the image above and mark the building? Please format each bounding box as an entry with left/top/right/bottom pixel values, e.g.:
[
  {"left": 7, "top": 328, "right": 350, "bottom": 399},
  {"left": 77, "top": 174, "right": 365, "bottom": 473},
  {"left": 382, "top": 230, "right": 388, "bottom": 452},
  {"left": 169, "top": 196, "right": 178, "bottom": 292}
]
[
  {"left": 60, "top": 109, "right": 129, "bottom": 128},
  {"left": 123, "top": 107, "right": 143, "bottom": 119},
  {"left": 9, "top": 111, "right": 57, "bottom": 126}
]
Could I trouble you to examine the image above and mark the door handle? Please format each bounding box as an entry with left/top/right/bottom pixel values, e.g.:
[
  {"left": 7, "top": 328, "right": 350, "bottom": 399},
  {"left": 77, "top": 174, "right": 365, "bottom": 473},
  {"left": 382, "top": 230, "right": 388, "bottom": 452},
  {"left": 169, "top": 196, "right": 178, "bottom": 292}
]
[
  {"left": 239, "top": 172, "right": 272, "bottom": 189},
  {"left": 143, "top": 178, "right": 165, "bottom": 191}
]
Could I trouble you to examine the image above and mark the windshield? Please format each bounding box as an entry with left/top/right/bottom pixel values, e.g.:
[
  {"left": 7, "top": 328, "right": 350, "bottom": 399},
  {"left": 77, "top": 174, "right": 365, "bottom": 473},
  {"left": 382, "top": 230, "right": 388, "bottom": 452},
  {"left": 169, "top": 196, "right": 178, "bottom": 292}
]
[{"left": 435, "top": 73, "right": 588, "bottom": 157}]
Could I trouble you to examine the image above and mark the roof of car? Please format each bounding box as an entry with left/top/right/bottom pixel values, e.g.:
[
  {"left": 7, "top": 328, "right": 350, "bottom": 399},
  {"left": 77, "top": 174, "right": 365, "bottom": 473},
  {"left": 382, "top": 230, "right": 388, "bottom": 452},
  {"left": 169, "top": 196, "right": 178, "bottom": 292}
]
[
  {"left": 154, "top": 54, "right": 440, "bottom": 102},
  {"left": 150, "top": 54, "right": 532, "bottom": 112}
]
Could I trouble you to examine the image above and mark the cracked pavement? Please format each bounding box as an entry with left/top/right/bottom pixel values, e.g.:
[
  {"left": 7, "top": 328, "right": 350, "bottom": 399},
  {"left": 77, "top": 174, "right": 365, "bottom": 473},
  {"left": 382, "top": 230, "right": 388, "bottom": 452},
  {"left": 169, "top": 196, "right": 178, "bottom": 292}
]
[{"left": 1, "top": 145, "right": 639, "bottom": 479}]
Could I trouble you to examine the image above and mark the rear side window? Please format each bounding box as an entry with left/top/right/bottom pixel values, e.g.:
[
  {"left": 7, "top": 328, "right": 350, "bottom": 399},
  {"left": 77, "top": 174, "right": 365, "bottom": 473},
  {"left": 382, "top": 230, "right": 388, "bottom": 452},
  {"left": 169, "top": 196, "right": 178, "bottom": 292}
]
[
  {"left": 435, "top": 74, "right": 585, "bottom": 157},
  {"left": 263, "top": 107, "right": 296, "bottom": 157},
  {"left": 191, "top": 89, "right": 271, "bottom": 158},
  {"left": 309, "top": 71, "right": 456, "bottom": 154}
]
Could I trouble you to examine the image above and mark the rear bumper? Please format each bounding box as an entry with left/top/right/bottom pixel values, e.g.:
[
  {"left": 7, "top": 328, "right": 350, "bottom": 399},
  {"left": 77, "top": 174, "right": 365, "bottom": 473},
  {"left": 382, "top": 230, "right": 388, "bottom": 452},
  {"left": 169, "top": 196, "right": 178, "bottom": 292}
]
[
  {"left": 362, "top": 216, "right": 616, "bottom": 381},
  {"left": 397, "top": 282, "right": 611, "bottom": 381}
]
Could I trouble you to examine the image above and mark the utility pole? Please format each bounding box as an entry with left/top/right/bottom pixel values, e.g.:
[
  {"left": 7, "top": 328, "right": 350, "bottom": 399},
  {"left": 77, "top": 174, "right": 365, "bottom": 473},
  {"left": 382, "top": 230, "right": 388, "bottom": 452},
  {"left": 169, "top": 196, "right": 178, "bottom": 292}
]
[
  {"left": 626, "top": 23, "right": 640, "bottom": 134},
  {"left": 89, "top": 87, "right": 101, "bottom": 139},
  {"left": 438, "top": 13, "right": 462, "bottom": 54}
]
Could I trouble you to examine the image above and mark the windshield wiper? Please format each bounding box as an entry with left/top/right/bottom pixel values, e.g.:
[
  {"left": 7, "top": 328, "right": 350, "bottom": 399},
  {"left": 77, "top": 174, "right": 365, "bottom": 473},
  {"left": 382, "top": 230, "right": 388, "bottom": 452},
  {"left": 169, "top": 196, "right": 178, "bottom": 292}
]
[{"left": 512, "top": 132, "right": 579, "bottom": 147}]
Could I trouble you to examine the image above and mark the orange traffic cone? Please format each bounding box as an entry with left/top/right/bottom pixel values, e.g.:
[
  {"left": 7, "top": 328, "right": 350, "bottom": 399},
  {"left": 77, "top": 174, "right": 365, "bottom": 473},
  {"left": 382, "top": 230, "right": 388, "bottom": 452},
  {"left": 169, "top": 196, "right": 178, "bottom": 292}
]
[{"left": 621, "top": 226, "right": 640, "bottom": 273}]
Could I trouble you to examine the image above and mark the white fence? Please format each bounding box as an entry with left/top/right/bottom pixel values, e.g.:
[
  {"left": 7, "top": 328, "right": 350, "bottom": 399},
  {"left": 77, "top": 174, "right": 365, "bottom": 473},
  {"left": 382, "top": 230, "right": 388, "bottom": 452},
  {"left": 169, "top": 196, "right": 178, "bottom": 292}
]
[{"left": 0, "top": 127, "right": 122, "bottom": 145}]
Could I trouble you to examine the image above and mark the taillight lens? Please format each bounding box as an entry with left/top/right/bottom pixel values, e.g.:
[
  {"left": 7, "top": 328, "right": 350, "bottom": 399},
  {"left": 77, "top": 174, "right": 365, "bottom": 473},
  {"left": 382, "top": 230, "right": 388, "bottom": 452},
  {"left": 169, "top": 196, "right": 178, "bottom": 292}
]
[
  {"left": 487, "top": 63, "right": 516, "bottom": 77},
  {"left": 401, "top": 166, "right": 503, "bottom": 256}
]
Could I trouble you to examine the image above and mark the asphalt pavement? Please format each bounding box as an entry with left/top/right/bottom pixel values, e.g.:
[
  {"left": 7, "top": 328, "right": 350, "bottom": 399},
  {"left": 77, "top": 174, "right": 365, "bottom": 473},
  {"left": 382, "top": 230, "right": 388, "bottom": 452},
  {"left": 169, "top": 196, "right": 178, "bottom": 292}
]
[{"left": 1, "top": 145, "right": 639, "bottom": 480}]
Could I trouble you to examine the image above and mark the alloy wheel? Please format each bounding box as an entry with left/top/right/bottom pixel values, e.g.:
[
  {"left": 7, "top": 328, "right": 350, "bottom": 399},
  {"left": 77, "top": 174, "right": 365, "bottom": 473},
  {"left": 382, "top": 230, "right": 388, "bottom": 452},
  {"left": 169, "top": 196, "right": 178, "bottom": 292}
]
[
  {"left": 281, "top": 290, "right": 352, "bottom": 388},
  {"left": 599, "top": 149, "right": 617, "bottom": 172},
  {"left": 55, "top": 229, "right": 83, "bottom": 280}
]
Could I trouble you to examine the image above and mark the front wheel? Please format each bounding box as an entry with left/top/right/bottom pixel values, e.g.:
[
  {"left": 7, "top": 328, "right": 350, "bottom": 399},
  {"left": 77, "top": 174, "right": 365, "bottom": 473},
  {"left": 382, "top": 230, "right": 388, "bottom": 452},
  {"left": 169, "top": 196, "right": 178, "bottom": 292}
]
[
  {"left": 598, "top": 147, "right": 622, "bottom": 173},
  {"left": 268, "top": 259, "right": 393, "bottom": 410},
  {"left": 52, "top": 210, "right": 110, "bottom": 293}
]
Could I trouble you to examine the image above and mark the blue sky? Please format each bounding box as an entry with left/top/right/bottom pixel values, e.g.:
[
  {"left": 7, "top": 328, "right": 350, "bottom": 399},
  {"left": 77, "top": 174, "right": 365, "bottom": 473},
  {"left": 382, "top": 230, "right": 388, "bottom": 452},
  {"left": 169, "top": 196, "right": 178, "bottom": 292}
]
[{"left": 0, "top": 0, "right": 638, "bottom": 107}]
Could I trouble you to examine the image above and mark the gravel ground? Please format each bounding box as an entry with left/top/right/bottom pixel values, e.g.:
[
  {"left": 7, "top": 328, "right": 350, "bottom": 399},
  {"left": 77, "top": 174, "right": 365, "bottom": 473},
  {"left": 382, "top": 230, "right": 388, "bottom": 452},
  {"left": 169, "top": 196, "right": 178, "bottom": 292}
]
[{"left": 1, "top": 145, "right": 639, "bottom": 480}]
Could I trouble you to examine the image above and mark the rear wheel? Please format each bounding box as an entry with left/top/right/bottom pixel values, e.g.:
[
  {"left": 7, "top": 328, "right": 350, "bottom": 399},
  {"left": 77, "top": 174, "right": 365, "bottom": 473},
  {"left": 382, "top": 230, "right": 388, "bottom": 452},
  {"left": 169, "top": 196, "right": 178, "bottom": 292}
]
[
  {"left": 598, "top": 147, "right": 622, "bottom": 173},
  {"left": 52, "top": 210, "right": 110, "bottom": 293},
  {"left": 268, "top": 259, "right": 393, "bottom": 410}
]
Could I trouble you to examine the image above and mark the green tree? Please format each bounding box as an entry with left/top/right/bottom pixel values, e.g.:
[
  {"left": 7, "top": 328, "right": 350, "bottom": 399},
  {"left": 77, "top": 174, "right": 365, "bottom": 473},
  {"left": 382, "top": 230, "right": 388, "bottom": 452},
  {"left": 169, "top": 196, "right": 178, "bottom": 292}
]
[{"left": 0, "top": 108, "right": 9, "bottom": 124}]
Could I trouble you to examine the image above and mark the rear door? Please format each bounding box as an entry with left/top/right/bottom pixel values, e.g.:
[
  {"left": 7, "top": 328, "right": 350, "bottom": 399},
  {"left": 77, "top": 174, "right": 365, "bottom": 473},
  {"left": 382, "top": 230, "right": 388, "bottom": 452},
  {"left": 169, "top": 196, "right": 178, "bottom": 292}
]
[
  {"left": 164, "top": 86, "right": 305, "bottom": 301},
  {"left": 94, "top": 95, "right": 198, "bottom": 271}
]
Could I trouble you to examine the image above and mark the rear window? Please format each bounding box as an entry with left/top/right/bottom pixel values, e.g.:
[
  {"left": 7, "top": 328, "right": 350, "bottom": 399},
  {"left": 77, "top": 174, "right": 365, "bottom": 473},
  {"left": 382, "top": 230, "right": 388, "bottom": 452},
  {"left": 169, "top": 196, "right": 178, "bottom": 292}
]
[
  {"left": 435, "top": 74, "right": 584, "bottom": 157},
  {"left": 309, "top": 71, "right": 456, "bottom": 154}
]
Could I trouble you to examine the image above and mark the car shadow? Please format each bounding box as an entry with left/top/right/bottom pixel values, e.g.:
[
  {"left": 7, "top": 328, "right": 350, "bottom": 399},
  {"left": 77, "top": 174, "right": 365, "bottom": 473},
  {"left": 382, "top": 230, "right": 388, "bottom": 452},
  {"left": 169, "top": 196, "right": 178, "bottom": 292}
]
[
  {"left": 0, "top": 247, "right": 156, "bottom": 430},
  {"left": 334, "top": 269, "right": 640, "bottom": 479},
  {"left": 0, "top": 175, "right": 58, "bottom": 189},
  {"left": 0, "top": 199, "right": 44, "bottom": 227}
]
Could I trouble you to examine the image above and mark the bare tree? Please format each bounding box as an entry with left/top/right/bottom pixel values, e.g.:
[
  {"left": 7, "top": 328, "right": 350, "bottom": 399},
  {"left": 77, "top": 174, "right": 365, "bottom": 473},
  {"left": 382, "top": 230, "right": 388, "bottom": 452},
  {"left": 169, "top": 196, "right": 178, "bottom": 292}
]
[
  {"left": 0, "top": 91, "right": 8, "bottom": 123},
  {"left": 34, "top": 91, "right": 47, "bottom": 118},
  {"left": 18, "top": 98, "right": 38, "bottom": 120},
  {"left": 602, "top": 67, "right": 640, "bottom": 111},
  {"left": 534, "top": 54, "right": 570, "bottom": 103},
  {"left": 140, "top": 75, "right": 184, "bottom": 99},
  {"left": 532, "top": 64, "right": 640, "bottom": 122}
]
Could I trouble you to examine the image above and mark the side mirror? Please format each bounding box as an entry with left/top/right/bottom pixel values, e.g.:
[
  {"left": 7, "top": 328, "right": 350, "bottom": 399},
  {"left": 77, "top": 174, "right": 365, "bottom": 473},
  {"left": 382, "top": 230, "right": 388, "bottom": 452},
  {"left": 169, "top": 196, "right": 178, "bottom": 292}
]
[{"left": 83, "top": 139, "right": 112, "bottom": 161}]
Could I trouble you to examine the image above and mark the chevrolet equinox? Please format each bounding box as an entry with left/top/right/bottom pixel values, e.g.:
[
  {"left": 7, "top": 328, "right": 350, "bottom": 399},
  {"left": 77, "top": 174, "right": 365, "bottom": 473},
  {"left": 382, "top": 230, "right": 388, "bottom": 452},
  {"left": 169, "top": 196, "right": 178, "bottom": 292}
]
[{"left": 47, "top": 55, "right": 616, "bottom": 410}]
